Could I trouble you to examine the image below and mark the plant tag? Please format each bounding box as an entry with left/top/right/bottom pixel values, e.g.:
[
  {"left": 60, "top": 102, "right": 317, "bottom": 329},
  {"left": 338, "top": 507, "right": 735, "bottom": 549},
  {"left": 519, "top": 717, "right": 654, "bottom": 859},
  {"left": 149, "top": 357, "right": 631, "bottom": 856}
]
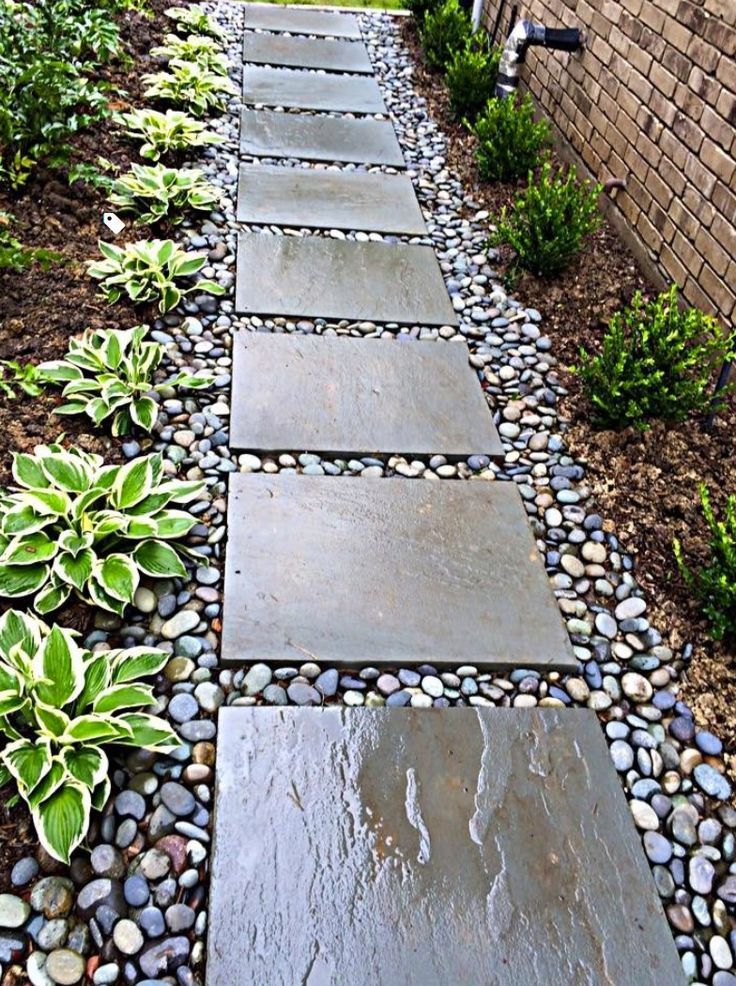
[{"left": 103, "top": 212, "right": 125, "bottom": 236}]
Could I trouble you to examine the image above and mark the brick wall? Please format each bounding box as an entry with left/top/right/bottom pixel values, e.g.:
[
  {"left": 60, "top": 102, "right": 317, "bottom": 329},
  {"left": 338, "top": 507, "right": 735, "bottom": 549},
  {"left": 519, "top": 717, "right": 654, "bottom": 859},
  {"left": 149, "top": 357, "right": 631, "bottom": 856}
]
[{"left": 481, "top": 0, "right": 736, "bottom": 323}]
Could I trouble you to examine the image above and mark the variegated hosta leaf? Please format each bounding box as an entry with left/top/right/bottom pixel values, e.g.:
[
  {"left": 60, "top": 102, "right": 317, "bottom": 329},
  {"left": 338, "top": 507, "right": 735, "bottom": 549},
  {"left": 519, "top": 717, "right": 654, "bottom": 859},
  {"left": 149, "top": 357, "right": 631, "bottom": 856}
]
[{"left": 34, "top": 781, "right": 90, "bottom": 864}]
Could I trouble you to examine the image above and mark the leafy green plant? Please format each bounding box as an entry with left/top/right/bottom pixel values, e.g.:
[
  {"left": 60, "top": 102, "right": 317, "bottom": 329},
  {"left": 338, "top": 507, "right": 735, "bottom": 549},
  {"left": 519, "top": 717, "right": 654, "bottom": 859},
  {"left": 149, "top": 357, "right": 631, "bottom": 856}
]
[
  {"left": 0, "top": 362, "right": 49, "bottom": 400},
  {"left": 151, "top": 33, "right": 228, "bottom": 76},
  {"left": 143, "top": 62, "right": 236, "bottom": 117},
  {"left": 445, "top": 35, "right": 501, "bottom": 123},
  {"left": 0, "top": 214, "right": 62, "bottom": 272},
  {"left": 0, "top": 445, "right": 206, "bottom": 615},
  {"left": 675, "top": 487, "right": 736, "bottom": 640},
  {"left": 164, "top": 4, "right": 226, "bottom": 40},
  {"left": 471, "top": 93, "right": 551, "bottom": 180},
  {"left": 492, "top": 162, "right": 601, "bottom": 277},
  {"left": 117, "top": 107, "right": 224, "bottom": 162},
  {"left": 420, "top": 0, "right": 472, "bottom": 71},
  {"left": 109, "top": 164, "right": 220, "bottom": 224},
  {"left": 574, "top": 286, "right": 734, "bottom": 429},
  {"left": 0, "top": 0, "right": 117, "bottom": 187},
  {"left": 67, "top": 157, "right": 115, "bottom": 190},
  {"left": 0, "top": 609, "right": 177, "bottom": 862},
  {"left": 87, "top": 238, "right": 225, "bottom": 313},
  {"left": 40, "top": 325, "right": 212, "bottom": 434}
]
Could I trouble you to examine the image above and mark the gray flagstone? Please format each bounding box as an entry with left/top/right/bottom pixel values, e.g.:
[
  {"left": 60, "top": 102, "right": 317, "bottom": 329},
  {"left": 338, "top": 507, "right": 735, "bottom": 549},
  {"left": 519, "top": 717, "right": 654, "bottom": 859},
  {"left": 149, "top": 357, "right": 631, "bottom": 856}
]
[
  {"left": 236, "top": 164, "right": 426, "bottom": 233},
  {"left": 236, "top": 233, "right": 458, "bottom": 325},
  {"left": 240, "top": 109, "right": 405, "bottom": 166},
  {"left": 241, "top": 4, "right": 361, "bottom": 39},
  {"left": 243, "top": 65, "right": 386, "bottom": 114},
  {"left": 207, "top": 706, "right": 686, "bottom": 986},
  {"left": 220, "top": 474, "right": 577, "bottom": 669},
  {"left": 243, "top": 33, "right": 373, "bottom": 73},
  {"left": 230, "top": 333, "right": 503, "bottom": 459}
]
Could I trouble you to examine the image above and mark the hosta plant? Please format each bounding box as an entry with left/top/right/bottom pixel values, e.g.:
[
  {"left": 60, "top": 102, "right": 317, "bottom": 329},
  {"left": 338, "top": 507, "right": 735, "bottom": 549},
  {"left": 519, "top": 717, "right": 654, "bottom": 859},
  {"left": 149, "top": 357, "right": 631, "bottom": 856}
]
[
  {"left": 0, "top": 361, "right": 49, "bottom": 400},
  {"left": 87, "top": 238, "right": 225, "bottom": 313},
  {"left": 0, "top": 445, "right": 206, "bottom": 615},
  {"left": 143, "top": 62, "right": 236, "bottom": 117},
  {"left": 117, "top": 108, "right": 224, "bottom": 162},
  {"left": 40, "top": 325, "right": 212, "bottom": 435},
  {"left": 109, "top": 164, "right": 220, "bottom": 224},
  {"left": 164, "top": 4, "right": 226, "bottom": 40},
  {"left": 151, "top": 33, "right": 228, "bottom": 76},
  {"left": 0, "top": 609, "right": 177, "bottom": 862}
]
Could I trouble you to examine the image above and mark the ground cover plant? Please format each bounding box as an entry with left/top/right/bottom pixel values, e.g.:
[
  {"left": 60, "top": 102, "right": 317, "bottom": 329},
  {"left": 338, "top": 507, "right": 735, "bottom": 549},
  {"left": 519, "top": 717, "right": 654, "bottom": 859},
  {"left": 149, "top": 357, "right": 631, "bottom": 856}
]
[
  {"left": 151, "top": 33, "right": 230, "bottom": 75},
  {"left": 40, "top": 325, "right": 212, "bottom": 434},
  {"left": 676, "top": 487, "right": 736, "bottom": 641},
  {"left": 88, "top": 238, "right": 225, "bottom": 312},
  {"left": 472, "top": 94, "right": 551, "bottom": 180},
  {"left": 0, "top": 609, "right": 177, "bottom": 862},
  {"left": 0, "top": 445, "right": 205, "bottom": 615},
  {"left": 165, "top": 3, "right": 227, "bottom": 39},
  {"left": 492, "top": 162, "right": 601, "bottom": 277},
  {"left": 575, "top": 286, "right": 734, "bottom": 430},
  {"left": 0, "top": 362, "right": 48, "bottom": 400},
  {"left": 117, "top": 106, "right": 225, "bottom": 161},
  {"left": 109, "top": 163, "right": 221, "bottom": 223},
  {"left": 142, "top": 60, "right": 237, "bottom": 116}
]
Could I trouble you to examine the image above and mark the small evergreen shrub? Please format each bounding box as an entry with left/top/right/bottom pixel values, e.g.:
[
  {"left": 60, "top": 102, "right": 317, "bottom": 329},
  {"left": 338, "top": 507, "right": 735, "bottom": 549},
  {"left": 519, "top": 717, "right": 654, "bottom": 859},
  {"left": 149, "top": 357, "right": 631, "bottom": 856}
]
[
  {"left": 445, "top": 36, "right": 501, "bottom": 123},
  {"left": 420, "top": 0, "right": 472, "bottom": 71},
  {"left": 675, "top": 486, "right": 736, "bottom": 640},
  {"left": 471, "top": 93, "right": 551, "bottom": 180},
  {"left": 575, "top": 286, "right": 734, "bottom": 429},
  {"left": 406, "top": 0, "right": 441, "bottom": 21},
  {"left": 492, "top": 162, "right": 601, "bottom": 277}
]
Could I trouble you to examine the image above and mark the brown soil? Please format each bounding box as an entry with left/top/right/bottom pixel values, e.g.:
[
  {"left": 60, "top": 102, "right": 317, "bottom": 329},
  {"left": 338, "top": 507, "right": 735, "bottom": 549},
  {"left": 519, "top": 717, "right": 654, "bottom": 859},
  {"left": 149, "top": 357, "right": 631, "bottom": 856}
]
[
  {"left": 403, "top": 20, "right": 736, "bottom": 769},
  {"left": 0, "top": 0, "right": 171, "bottom": 896}
]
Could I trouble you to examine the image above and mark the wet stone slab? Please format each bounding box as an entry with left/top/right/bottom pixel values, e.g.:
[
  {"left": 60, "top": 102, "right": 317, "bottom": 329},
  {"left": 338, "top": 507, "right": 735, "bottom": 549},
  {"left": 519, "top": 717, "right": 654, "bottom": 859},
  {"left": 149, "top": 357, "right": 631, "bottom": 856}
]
[
  {"left": 241, "top": 4, "right": 362, "bottom": 39},
  {"left": 236, "top": 164, "right": 426, "bottom": 234},
  {"left": 239, "top": 109, "right": 405, "bottom": 166},
  {"left": 230, "top": 333, "right": 502, "bottom": 458},
  {"left": 208, "top": 707, "right": 686, "bottom": 986},
  {"left": 221, "top": 474, "right": 576, "bottom": 669},
  {"left": 242, "top": 65, "right": 386, "bottom": 114},
  {"left": 236, "top": 233, "right": 458, "bottom": 325},
  {"left": 243, "top": 34, "right": 373, "bottom": 73}
]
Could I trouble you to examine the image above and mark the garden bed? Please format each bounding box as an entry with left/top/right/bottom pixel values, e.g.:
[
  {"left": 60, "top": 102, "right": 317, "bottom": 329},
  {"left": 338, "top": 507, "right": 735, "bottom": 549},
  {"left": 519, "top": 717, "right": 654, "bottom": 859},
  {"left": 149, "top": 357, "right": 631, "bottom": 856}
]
[{"left": 402, "top": 16, "right": 736, "bottom": 763}]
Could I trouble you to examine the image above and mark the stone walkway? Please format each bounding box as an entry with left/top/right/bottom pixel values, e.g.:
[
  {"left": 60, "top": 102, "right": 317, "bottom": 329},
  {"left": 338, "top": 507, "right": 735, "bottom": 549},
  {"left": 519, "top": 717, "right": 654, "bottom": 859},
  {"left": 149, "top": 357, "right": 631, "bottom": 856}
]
[{"left": 208, "top": 5, "right": 691, "bottom": 983}]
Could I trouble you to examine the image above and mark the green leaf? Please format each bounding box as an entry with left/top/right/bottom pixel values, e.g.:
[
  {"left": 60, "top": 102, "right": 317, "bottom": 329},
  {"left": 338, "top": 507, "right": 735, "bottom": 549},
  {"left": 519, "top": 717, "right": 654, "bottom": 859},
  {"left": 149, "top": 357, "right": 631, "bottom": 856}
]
[
  {"left": 12, "top": 453, "right": 50, "bottom": 489},
  {"left": 130, "top": 396, "right": 158, "bottom": 431},
  {"left": 1, "top": 737, "right": 52, "bottom": 793},
  {"left": 110, "top": 646, "right": 169, "bottom": 684},
  {"left": 34, "top": 704, "right": 71, "bottom": 738},
  {"left": 91, "top": 774, "right": 111, "bottom": 811},
  {"left": 0, "top": 563, "right": 49, "bottom": 598},
  {"left": 133, "top": 539, "right": 187, "bottom": 578},
  {"left": 75, "top": 654, "right": 112, "bottom": 712},
  {"left": 61, "top": 747, "right": 108, "bottom": 790},
  {"left": 93, "top": 683, "right": 155, "bottom": 714},
  {"left": 111, "top": 457, "right": 154, "bottom": 510},
  {"left": 62, "top": 714, "right": 133, "bottom": 744},
  {"left": 1, "top": 532, "right": 57, "bottom": 566},
  {"left": 27, "top": 759, "right": 65, "bottom": 809},
  {"left": 33, "top": 625, "right": 84, "bottom": 708},
  {"left": 96, "top": 554, "right": 139, "bottom": 604},
  {"left": 149, "top": 510, "right": 195, "bottom": 539},
  {"left": 0, "top": 608, "right": 43, "bottom": 658},
  {"left": 35, "top": 579, "right": 72, "bottom": 616},
  {"left": 54, "top": 549, "right": 94, "bottom": 591},
  {"left": 117, "top": 712, "right": 180, "bottom": 750},
  {"left": 86, "top": 577, "right": 126, "bottom": 616},
  {"left": 34, "top": 781, "right": 91, "bottom": 863},
  {"left": 39, "top": 453, "right": 91, "bottom": 492}
]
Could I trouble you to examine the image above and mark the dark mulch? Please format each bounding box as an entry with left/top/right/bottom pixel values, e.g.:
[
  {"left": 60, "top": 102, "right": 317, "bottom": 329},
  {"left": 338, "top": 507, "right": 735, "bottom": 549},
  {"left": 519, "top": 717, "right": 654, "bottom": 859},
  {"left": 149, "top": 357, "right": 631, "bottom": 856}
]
[
  {"left": 0, "top": 787, "right": 34, "bottom": 895},
  {"left": 403, "top": 18, "right": 736, "bottom": 768}
]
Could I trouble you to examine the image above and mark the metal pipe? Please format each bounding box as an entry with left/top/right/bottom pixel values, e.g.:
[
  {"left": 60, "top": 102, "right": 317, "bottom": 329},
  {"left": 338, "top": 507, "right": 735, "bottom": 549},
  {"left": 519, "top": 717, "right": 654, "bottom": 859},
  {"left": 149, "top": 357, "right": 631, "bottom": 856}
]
[
  {"left": 495, "top": 19, "right": 582, "bottom": 98},
  {"left": 471, "top": 0, "right": 484, "bottom": 31}
]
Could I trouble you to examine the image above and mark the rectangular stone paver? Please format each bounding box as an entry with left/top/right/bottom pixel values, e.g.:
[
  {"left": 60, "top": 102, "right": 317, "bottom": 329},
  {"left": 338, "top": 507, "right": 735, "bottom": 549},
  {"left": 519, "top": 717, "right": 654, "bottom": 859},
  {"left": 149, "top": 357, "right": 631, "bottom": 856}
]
[
  {"left": 242, "top": 4, "right": 361, "bottom": 39},
  {"left": 221, "top": 474, "right": 575, "bottom": 669},
  {"left": 236, "top": 234, "right": 457, "bottom": 326},
  {"left": 240, "top": 109, "right": 405, "bottom": 167},
  {"left": 237, "top": 164, "right": 426, "bottom": 234},
  {"left": 208, "top": 706, "right": 686, "bottom": 986},
  {"left": 243, "top": 34, "right": 373, "bottom": 74},
  {"left": 243, "top": 66, "right": 386, "bottom": 114},
  {"left": 230, "top": 333, "right": 502, "bottom": 459}
]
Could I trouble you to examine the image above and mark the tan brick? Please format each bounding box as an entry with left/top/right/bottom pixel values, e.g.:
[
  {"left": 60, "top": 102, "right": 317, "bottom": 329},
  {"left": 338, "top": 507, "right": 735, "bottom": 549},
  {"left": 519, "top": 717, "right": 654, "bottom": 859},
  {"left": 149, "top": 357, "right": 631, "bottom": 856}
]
[
  {"left": 627, "top": 173, "right": 654, "bottom": 213},
  {"left": 649, "top": 203, "right": 676, "bottom": 242},
  {"left": 700, "top": 105, "right": 733, "bottom": 150},
  {"left": 640, "top": 0, "right": 667, "bottom": 32},
  {"left": 663, "top": 43, "right": 692, "bottom": 82},
  {"left": 712, "top": 183, "right": 736, "bottom": 224},
  {"left": 683, "top": 186, "right": 716, "bottom": 227},
  {"left": 659, "top": 157, "right": 688, "bottom": 198},
  {"left": 687, "top": 36, "right": 721, "bottom": 73},
  {"left": 695, "top": 227, "right": 731, "bottom": 275},
  {"left": 682, "top": 274, "right": 711, "bottom": 313},
  {"left": 711, "top": 213, "right": 736, "bottom": 258},
  {"left": 628, "top": 44, "right": 653, "bottom": 76},
  {"left": 673, "top": 83, "right": 705, "bottom": 121},
  {"left": 670, "top": 199, "right": 701, "bottom": 240},
  {"left": 684, "top": 152, "right": 718, "bottom": 195},
  {"left": 701, "top": 139, "right": 736, "bottom": 184},
  {"left": 621, "top": 0, "right": 644, "bottom": 14},
  {"left": 659, "top": 242, "right": 689, "bottom": 286},
  {"left": 704, "top": 17, "right": 736, "bottom": 56},
  {"left": 673, "top": 113, "right": 705, "bottom": 153},
  {"left": 674, "top": 238, "right": 705, "bottom": 280},
  {"left": 635, "top": 212, "right": 661, "bottom": 256},
  {"left": 703, "top": 0, "right": 736, "bottom": 26},
  {"left": 662, "top": 15, "right": 693, "bottom": 53},
  {"left": 639, "top": 25, "right": 666, "bottom": 59},
  {"left": 677, "top": 0, "right": 709, "bottom": 33},
  {"left": 619, "top": 10, "right": 644, "bottom": 43},
  {"left": 637, "top": 106, "right": 665, "bottom": 142},
  {"left": 629, "top": 69, "right": 654, "bottom": 105},
  {"left": 715, "top": 88, "right": 736, "bottom": 125},
  {"left": 700, "top": 263, "right": 736, "bottom": 317},
  {"left": 688, "top": 66, "right": 721, "bottom": 106},
  {"left": 646, "top": 167, "right": 676, "bottom": 209},
  {"left": 649, "top": 62, "right": 678, "bottom": 98},
  {"left": 659, "top": 129, "right": 689, "bottom": 169}
]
